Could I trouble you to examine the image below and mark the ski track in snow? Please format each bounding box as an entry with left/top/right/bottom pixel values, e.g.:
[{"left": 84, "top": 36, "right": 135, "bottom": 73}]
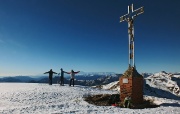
[{"left": 0, "top": 83, "right": 180, "bottom": 114}]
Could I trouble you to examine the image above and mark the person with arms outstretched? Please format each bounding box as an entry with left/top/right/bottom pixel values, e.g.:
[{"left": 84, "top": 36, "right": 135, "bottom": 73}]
[
  {"left": 66, "top": 70, "right": 80, "bottom": 87},
  {"left": 44, "top": 69, "right": 57, "bottom": 85},
  {"left": 59, "top": 68, "right": 67, "bottom": 86}
]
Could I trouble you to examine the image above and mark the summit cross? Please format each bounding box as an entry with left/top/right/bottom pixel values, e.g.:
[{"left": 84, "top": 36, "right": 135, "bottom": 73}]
[{"left": 120, "top": 4, "right": 144, "bottom": 68}]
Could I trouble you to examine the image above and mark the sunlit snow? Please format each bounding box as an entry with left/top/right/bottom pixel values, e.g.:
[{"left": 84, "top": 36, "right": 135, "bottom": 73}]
[{"left": 0, "top": 83, "right": 180, "bottom": 114}]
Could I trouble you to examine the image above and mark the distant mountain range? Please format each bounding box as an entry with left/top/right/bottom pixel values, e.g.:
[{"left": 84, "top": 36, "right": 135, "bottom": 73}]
[
  {"left": 0, "top": 73, "right": 122, "bottom": 86},
  {"left": 78, "top": 71, "right": 117, "bottom": 76},
  {"left": 1, "top": 71, "right": 180, "bottom": 95},
  {"left": 0, "top": 76, "right": 44, "bottom": 83}
]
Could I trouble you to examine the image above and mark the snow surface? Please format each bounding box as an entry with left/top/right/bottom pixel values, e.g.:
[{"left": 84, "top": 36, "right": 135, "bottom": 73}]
[
  {"left": 0, "top": 83, "right": 180, "bottom": 114},
  {"left": 102, "top": 81, "right": 119, "bottom": 91}
]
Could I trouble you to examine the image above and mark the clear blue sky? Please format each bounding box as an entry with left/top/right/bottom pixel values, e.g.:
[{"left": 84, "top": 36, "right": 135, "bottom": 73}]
[{"left": 0, "top": 0, "right": 179, "bottom": 76}]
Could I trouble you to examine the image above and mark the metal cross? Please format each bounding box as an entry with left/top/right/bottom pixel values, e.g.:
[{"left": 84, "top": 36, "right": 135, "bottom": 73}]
[{"left": 120, "top": 4, "right": 144, "bottom": 68}]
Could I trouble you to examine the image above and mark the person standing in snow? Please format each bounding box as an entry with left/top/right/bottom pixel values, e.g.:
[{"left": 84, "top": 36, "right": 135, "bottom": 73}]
[
  {"left": 66, "top": 70, "right": 80, "bottom": 87},
  {"left": 44, "top": 69, "right": 57, "bottom": 85},
  {"left": 59, "top": 68, "right": 67, "bottom": 86}
]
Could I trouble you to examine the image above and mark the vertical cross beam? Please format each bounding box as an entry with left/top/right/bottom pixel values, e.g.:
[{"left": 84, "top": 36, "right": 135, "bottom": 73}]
[{"left": 120, "top": 4, "right": 144, "bottom": 68}]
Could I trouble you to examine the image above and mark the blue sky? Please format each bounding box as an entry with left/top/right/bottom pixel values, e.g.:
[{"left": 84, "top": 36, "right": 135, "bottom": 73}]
[{"left": 0, "top": 0, "right": 179, "bottom": 76}]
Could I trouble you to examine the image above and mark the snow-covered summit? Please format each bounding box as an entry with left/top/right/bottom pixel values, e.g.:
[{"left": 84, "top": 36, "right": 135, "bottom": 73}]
[
  {"left": 0, "top": 83, "right": 180, "bottom": 114},
  {"left": 145, "top": 71, "right": 180, "bottom": 97},
  {"left": 150, "top": 71, "right": 173, "bottom": 78}
]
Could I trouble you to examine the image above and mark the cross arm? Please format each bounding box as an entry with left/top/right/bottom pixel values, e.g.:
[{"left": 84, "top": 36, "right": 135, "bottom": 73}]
[
  {"left": 132, "top": 6, "right": 144, "bottom": 18},
  {"left": 120, "top": 13, "right": 129, "bottom": 22}
]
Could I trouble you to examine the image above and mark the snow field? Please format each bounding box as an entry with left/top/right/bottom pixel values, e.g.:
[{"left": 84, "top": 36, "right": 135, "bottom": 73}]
[{"left": 0, "top": 83, "right": 180, "bottom": 114}]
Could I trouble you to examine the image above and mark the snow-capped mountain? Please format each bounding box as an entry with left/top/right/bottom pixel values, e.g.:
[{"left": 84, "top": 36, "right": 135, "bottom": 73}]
[
  {"left": 142, "top": 72, "right": 153, "bottom": 78},
  {"left": 145, "top": 71, "right": 180, "bottom": 97},
  {"left": 78, "top": 71, "right": 117, "bottom": 76}
]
